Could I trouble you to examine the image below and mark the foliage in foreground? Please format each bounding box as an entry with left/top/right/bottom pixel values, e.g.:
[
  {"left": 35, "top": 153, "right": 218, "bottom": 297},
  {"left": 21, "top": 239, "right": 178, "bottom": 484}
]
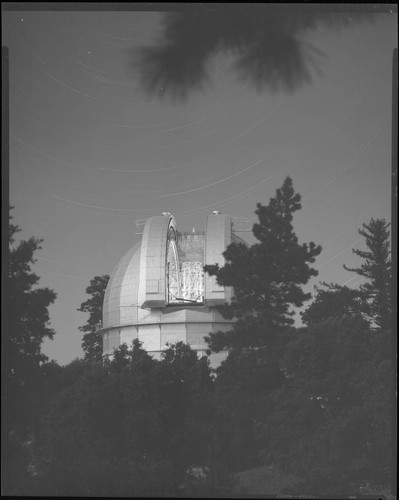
[
  {"left": 20, "top": 317, "right": 391, "bottom": 497},
  {"left": 30, "top": 341, "right": 217, "bottom": 496},
  {"left": 5, "top": 212, "right": 57, "bottom": 494},
  {"left": 5, "top": 197, "right": 393, "bottom": 497},
  {"left": 136, "top": 4, "right": 374, "bottom": 100}
]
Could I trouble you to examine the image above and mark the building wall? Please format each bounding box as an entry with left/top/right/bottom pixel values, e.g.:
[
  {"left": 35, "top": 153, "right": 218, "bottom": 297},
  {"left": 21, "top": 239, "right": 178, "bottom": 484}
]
[{"left": 204, "top": 214, "right": 233, "bottom": 306}]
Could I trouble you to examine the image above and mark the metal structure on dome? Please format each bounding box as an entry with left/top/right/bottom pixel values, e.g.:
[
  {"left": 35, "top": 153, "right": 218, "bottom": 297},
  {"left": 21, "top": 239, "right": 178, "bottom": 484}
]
[
  {"left": 180, "top": 261, "right": 204, "bottom": 303},
  {"left": 165, "top": 222, "right": 205, "bottom": 305}
]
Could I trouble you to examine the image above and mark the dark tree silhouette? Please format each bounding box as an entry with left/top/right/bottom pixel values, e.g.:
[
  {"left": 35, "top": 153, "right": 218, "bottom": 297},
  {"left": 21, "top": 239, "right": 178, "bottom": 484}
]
[
  {"left": 5, "top": 210, "right": 57, "bottom": 494},
  {"left": 273, "top": 315, "right": 392, "bottom": 495},
  {"left": 32, "top": 340, "right": 215, "bottom": 496},
  {"left": 343, "top": 218, "right": 392, "bottom": 330},
  {"left": 78, "top": 274, "right": 110, "bottom": 362},
  {"left": 204, "top": 177, "right": 321, "bottom": 352},
  {"left": 210, "top": 347, "right": 286, "bottom": 475},
  {"left": 136, "top": 4, "right": 375, "bottom": 100},
  {"left": 8, "top": 215, "right": 57, "bottom": 372},
  {"left": 301, "top": 282, "right": 366, "bottom": 326}
]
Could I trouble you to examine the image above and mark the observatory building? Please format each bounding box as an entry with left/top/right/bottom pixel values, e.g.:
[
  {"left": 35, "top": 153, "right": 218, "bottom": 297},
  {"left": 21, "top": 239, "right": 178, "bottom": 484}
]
[{"left": 101, "top": 212, "right": 243, "bottom": 366}]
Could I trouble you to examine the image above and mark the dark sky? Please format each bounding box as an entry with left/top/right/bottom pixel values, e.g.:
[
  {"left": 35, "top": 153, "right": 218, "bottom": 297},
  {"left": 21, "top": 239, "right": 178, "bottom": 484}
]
[{"left": 3, "top": 7, "right": 397, "bottom": 365}]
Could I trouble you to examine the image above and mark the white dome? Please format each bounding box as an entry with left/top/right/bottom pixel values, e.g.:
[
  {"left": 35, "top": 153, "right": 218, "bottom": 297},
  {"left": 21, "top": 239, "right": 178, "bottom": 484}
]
[{"left": 101, "top": 213, "right": 238, "bottom": 366}]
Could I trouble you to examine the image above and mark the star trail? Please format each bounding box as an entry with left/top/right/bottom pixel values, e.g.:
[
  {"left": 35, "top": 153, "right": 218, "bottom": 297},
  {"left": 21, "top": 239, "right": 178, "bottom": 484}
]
[{"left": 3, "top": 8, "right": 396, "bottom": 364}]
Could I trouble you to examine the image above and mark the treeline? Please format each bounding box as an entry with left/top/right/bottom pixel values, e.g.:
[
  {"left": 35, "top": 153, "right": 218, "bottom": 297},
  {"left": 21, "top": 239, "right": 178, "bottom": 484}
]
[{"left": 4, "top": 178, "right": 393, "bottom": 497}]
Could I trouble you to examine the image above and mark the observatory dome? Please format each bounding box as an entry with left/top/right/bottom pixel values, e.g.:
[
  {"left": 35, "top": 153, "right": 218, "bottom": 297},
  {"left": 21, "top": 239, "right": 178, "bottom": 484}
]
[{"left": 101, "top": 212, "right": 242, "bottom": 366}]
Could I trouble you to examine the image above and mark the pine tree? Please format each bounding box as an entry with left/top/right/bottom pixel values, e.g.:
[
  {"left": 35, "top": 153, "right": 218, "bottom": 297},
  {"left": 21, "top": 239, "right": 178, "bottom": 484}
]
[
  {"left": 34, "top": 341, "right": 215, "bottom": 496},
  {"left": 78, "top": 275, "right": 110, "bottom": 362},
  {"left": 136, "top": 5, "right": 373, "bottom": 100},
  {"left": 8, "top": 215, "right": 57, "bottom": 372},
  {"left": 301, "top": 282, "right": 366, "bottom": 326},
  {"left": 270, "top": 314, "right": 392, "bottom": 495},
  {"left": 204, "top": 176, "right": 321, "bottom": 352},
  {"left": 5, "top": 210, "right": 57, "bottom": 494},
  {"left": 343, "top": 218, "right": 391, "bottom": 330}
]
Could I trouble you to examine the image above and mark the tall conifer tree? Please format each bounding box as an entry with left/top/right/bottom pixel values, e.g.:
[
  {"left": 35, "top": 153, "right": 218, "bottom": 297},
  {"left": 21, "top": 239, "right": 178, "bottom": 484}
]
[
  {"left": 78, "top": 275, "right": 109, "bottom": 362},
  {"left": 204, "top": 177, "right": 321, "bottom": 352},
  {"left": 5, "top": 211, "right": 57, "bottom": 494},
  {"left": 8, "top": 216, "right": 57, "bottom": 373},
  {"left": 343, "top": 218, "right": 391, "bottom": 330},
  {"left": 301, "top": 283, "right": 366, "bottom": 326}
]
